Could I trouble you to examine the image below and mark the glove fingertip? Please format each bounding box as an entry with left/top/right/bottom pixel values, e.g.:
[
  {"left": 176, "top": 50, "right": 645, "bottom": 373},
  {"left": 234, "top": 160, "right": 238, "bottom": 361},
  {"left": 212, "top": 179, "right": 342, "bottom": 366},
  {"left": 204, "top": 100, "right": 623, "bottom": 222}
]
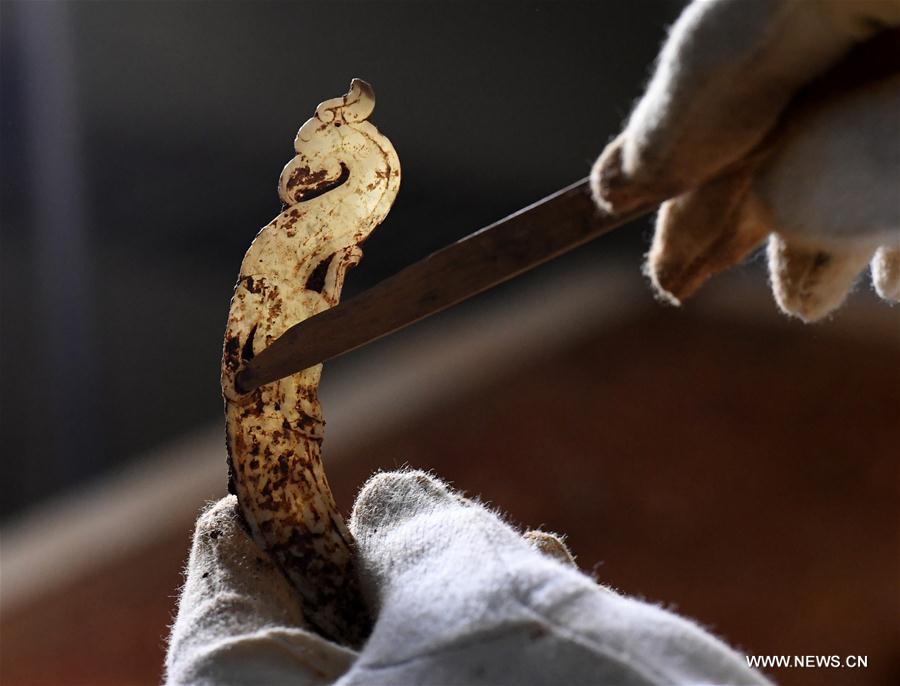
[
  {"left": 871, "top": 246, "right": 900, "bottom": 302},
  {"left": 646, "top": 168, "right": 772, "bottom": 305},
  {"left": 350, "top": 469, "right": 457, "bottom": 537},
  {"left": 767, "top": 236, "right": 873, "bottom": 322},
  {"left": 644, "top": 214, "right": 688, "bottom": 306},
  {"left": 591, "top": 134, "right": 669, "bottom": 214},
  {"left": 194, "top": 494, "right": 247, "bottom": 543},
  {"left": 643, "top": 199, "right": 717, "bottom": 305},
  {"left": 590, "top": 135, "right": 626, "bottom": 212}
]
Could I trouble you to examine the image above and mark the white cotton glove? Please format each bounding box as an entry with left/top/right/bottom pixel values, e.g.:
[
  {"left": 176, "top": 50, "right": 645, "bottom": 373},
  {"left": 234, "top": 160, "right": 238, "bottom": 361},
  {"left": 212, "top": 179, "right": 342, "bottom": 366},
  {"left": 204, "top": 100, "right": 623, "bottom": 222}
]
[
  {"left": 591, "top": 0, "right": 900, "bottom": 321},
  {"left": 166, "top": 470, "right": 771, "bottom": 685}
]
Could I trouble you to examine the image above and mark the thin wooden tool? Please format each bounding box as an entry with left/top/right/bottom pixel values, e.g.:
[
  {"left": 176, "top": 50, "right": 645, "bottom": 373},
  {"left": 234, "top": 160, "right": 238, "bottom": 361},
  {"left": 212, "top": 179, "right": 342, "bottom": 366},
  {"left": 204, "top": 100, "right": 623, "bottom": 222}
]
[{"left": 236, "top": 178, "right": 655, "bottom": 393}]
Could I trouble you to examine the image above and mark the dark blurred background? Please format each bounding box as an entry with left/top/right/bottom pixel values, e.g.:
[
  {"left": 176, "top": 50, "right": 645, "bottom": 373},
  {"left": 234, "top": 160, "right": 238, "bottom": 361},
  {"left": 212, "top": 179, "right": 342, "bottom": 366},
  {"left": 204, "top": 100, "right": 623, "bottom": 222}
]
[
  {"left": 2, "top": 3, "right": 898, "bottom": 686},
  {"left": 0, "top": 0, "right": 679, "bottom": 517}
]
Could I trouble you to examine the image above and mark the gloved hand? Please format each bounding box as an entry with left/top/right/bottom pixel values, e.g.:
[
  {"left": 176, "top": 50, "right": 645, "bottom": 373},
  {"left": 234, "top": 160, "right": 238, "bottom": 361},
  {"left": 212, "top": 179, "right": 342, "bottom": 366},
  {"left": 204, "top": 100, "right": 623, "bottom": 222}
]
[
  {"left": 166, "top": 470, "right": 770, "bottom": 685},
  {"left": 592, "top": 0, "right": 900, "bottom": 321}
]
